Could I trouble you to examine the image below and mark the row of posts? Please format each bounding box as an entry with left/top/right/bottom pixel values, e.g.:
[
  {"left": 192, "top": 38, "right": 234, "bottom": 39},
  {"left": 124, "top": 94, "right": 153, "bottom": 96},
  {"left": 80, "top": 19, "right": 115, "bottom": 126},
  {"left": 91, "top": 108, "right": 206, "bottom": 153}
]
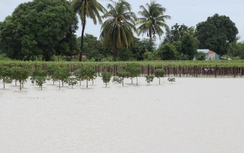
[{"left": 90, "top": 65, "right": 244, "bottom": 78}]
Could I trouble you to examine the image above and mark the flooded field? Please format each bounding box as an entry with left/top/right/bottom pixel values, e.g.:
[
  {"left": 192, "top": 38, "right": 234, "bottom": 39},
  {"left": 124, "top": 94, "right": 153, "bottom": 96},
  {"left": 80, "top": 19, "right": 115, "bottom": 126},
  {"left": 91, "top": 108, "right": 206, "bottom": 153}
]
[{"left": 0, "top": 77, "right": 244, "bottom": 153}]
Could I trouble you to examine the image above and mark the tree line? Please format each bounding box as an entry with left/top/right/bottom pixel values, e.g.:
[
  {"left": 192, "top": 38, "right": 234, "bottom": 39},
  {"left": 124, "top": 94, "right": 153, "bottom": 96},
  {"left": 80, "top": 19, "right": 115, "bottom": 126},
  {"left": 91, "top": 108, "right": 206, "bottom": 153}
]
[
  {"left": 0, "top": 63, "right": 167, "bottom": 90},
  {"left": 0, "top": 0, "right": 242, "bottom": 61}
]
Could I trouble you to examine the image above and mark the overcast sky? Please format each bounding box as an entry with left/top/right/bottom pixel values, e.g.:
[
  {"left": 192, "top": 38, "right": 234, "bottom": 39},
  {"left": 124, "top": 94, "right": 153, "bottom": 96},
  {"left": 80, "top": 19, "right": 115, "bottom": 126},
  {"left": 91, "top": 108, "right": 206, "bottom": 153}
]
[{"left": 1, "top": 0, "right": 244, "bottom": 45}]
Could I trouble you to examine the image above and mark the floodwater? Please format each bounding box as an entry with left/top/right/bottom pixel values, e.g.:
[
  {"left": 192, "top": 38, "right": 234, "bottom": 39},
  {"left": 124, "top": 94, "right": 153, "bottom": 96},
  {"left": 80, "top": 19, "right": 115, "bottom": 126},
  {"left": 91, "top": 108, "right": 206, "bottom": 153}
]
[{"left": 0, "top": 77, "right": 244, "bottom": 153}]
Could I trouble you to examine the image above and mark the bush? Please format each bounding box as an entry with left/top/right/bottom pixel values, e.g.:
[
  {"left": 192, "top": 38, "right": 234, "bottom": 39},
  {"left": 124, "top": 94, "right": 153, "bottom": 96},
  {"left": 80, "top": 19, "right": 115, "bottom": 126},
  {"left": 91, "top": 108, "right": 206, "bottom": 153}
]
[
  {"left": 145, "top": 75, "right": 154, "bottom": 85},
  {"left": 74, "top": 66, "right": 96, "bottom": 88},
  {"left": 154, "top": 69, "right": 165, "bottom": 84},
  {"left": 11, "top": 67, "right": 29, "bottom": 90},
  {"left": 115, "top": 70, "right": 130, "bottom": 86},
  {"left": 0, "top": 66, "right": 12, "bottom": 89},
  {"left": 30, "top": 68, "right": 47, "bottom": 90},
  {"left": 125, "top": 63, "right": 141, "bottom": 85},
  {"left": 101, "top": 72, "right": 112, "bottom": 87}
]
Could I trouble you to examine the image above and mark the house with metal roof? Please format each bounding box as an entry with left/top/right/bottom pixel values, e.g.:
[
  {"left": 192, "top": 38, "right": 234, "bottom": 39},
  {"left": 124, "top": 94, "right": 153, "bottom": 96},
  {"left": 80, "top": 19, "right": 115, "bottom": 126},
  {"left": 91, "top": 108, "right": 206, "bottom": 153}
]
[{"left": 195, "top": 49, "right": 220, "bottom": 60}]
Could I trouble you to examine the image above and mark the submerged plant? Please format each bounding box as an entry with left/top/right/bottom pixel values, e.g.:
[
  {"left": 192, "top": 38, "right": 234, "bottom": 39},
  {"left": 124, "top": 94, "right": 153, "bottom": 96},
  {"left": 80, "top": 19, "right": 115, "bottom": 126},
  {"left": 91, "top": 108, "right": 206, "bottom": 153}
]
[
  {"left": 145, "top": 75, "right": 154, "bottom": 85},
  {"left": 115, "top": 70, "right": 130, "bottom": 86},
  {"left": 101, "top": 72, "right": 112, "bottom": 87},
  {"left": 125, "top": 63, "right": 141, "bottom": 85},
  {"left": 30, "top": 68, "right": 47, "bottom": 90},
  {"left": 11, "top": 67, "right": 29, "bottom": 91},
  {"left": 74, "top": 66, "right": 96, "bottom": 88},
  {"left": 67, "top": 76, "right": 78, "bottom": 88},
  {"left": 168, "top": 77, "right": 175, "bottom": 83},
  {"left": 154, "top": 69, "right": 165, "bottom": 84},
  {"left": 0, "top": 66, "right": 12, "bottom": 89}
]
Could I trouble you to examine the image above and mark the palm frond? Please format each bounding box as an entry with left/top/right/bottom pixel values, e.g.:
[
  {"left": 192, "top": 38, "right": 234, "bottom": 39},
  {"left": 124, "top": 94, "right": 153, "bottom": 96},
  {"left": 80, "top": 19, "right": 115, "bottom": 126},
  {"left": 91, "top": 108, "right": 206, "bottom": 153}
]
[
  {"left": 100, "top": 0, "right": 137, "bottom": 61},
  {"left": 136, "top": 0, "right": 170, "bottom": 39}
]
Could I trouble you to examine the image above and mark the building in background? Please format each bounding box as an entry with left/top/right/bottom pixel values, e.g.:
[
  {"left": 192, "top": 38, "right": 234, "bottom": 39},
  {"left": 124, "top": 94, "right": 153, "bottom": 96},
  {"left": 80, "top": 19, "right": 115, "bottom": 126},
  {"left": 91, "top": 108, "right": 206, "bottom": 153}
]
[{"left": 195, "top": 49, "right": 220, "bottom": 60}]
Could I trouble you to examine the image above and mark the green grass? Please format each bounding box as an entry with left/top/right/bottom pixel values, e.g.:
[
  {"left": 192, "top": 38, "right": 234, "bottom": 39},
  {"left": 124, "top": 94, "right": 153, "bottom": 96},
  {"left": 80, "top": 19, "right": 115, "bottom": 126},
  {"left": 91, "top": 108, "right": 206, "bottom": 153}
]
[
  {"left": 0, "top": 54, "right": 12, "bottom": 61},
  {"left": 0, "top": 60, "right": 244, "bottom": 68}
]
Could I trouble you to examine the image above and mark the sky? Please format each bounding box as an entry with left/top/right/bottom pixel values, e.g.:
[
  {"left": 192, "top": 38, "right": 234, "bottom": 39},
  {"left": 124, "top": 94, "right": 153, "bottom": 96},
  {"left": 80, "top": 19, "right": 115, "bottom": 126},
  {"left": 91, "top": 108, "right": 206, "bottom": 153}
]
[{"left": 1, "top": 0, "right": 244, "bottom": 45}]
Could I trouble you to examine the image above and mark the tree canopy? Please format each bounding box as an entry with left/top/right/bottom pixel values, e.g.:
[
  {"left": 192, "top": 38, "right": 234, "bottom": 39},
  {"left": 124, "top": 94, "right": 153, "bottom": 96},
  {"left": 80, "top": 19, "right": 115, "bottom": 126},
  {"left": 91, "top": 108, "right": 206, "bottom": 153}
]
[
  {"left": 70, "top": 0, "right": 106, "bottom": 61},
  {"left": 100, "top": 0, "right": 137, "bottom": 61},
  {"left": 163, "top": 23, "right": 192, "bottom": 43},
  {"left": 0, "top": 0, "right": 78, "bottom": 61},
  {"left": 162, "top": 23, "right": 198, "bottom": 59},
  {"left": 195, "top": 13, "right": 238, "bottom": 56},
  {"left": 82, "top": 34, "right": 109, "bottom": 61},
  {"left": 137, "top": 0, "right": 170, "bottom": 40},
  {"left": 158, "top": 42, "right": 178, "bottom": 60},
  {"left": 1, "top": 0, "right": 243, "bottom": 61}
]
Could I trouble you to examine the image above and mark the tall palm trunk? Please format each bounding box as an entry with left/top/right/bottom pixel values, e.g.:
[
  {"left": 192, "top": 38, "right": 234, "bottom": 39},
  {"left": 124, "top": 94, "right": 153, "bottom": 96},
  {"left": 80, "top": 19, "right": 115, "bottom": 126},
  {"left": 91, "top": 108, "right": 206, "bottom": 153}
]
[
  {"left": 113, "top": 47, "right": 117, "bottom": 61},
  {"left": 149, "top": 28, "right": 152, "bottom": 39},
  {"left": 79, "top": 19, "right": 86, "bottom": 62}
]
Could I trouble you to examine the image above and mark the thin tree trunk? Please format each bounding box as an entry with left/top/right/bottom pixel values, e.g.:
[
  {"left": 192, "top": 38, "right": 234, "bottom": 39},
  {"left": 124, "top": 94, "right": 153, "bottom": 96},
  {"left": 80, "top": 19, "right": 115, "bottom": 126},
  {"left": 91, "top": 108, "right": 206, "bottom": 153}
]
[
  {"left": 19, "top": 80, "right": 22, "bottom": 91},
  {"left": 79, "top": 19, "right": 86, "bottom": 62},
  {"left": 3, "top": 80, "right": 5, "bottom": 89}
]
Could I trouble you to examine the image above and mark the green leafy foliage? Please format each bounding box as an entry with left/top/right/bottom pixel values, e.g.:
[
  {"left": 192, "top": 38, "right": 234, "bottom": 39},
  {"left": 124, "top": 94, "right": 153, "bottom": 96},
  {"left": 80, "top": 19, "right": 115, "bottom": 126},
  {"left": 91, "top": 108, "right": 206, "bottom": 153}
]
[
  {"left": 145, "top": 75, "right": 154, "bottom": 85},
  {"left": 101, "top": 72, "right": 112, "bottom": 87},
  {"left": 181, "top": 33, "right": 199, "bottom": 60},
  {"left": 10, "top": 67, "right": 29, "bottom": 90},
  {"left": 0, "top": 54, "right": 12, "bottom": 61},
  {"left": 227, "top": 41, "right": 244, "bottom": 59},
  {"left": 168, "top": 77, "right": 175, "bottom": 83},
  {"left": 143, "top": 51, "right": 155, "bottom": 61},
  {"left": 196, "top": 13, "right": 238, "bottom": 55},
  {"left": 100, "top": 0, "right": 137, "bottom": 61},
  {"left": 195, "top": 52, "right": 206, "bottom": 60},
  {"left": 163, "top": 24, "right": 198, "bottom": 59},
  {"left": 80, "top": 34, "right": 111, "bottom": 61},
  {"left": 130, "top": 38, "right": 157, "bottom": 61},
  {"left": 154, "top": 69, "right": 165, "bottom": 84},
  {"left": 71, "top": 0, "right": 106, "bottom": 61},
  {"left": 163, "top": 24, "right": 192, "bottom": 43},
  {"left": 53, "top": 67, "right": 71, "bottom": 89},
  {"left": 30, "top": 68, "right": 47, "bottom": 90},
  {"left": 67, "top": 76, "right": 78, "bottom": 88},
  {"left": 112, "top": 76, "right": 123, "bottom": 84},
  {"left": 137, "top": 1, "right": 171, "bottom": 39},
  {"left": 74, "top": 68, "right": 84, "bottom": 85},
  {"left": 0, "top": 66, "right": 12, "bottom": 89},
  {"left": 125, "top": 63, "right": 141, "bottom": 85},
  {"left": 158, "top": 42, "right": 179, "bottom": 60},
  {"left": 115, "top": 69, "right": 130, "bottom": 86},
  {"left": 0, "top": 0, "right": 78, "bottom": 61},
  {"left": 74, "top": 66, "right": 96, "bottom": 88},
  {"left": 46, "top": 65, "right": 58, "bottom": 84}
]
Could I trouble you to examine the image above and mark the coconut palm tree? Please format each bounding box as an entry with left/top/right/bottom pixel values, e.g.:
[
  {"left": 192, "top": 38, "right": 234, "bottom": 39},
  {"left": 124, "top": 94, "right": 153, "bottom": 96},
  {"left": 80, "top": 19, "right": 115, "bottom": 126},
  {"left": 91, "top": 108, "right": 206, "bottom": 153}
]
[
  {"left": 100, "top": 0, "right": 137, "bottom": 61},
  {"left": 70, "top": 0, "right": 106, "bottom": 61},
  {"left": 137, "top": 0, "right": 171, "bottom": 40}
]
